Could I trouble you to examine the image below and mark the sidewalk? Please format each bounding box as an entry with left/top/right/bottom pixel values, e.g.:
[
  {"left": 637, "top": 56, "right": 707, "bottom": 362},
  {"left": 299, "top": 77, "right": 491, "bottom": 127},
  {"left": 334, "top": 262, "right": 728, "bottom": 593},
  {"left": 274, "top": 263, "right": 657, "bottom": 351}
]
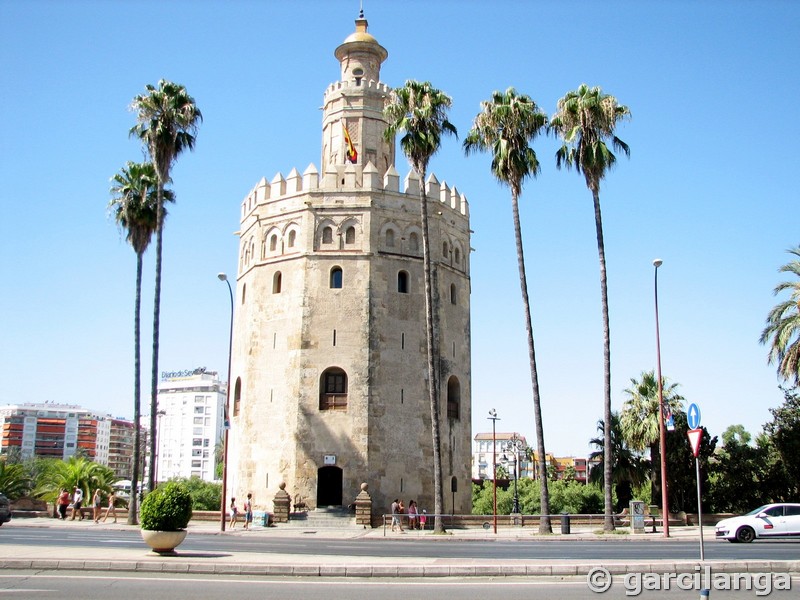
[{"left": 1, "top": 517, "right": 798, "bottom": 578}]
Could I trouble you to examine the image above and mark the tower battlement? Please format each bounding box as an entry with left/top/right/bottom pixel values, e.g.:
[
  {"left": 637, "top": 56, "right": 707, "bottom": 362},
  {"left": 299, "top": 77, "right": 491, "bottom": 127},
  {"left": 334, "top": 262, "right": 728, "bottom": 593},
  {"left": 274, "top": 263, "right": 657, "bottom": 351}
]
[
  {"left": 240, "top": 162, "right": 469, "bottom": 223},
  {"left": 323, "top": 79, "right": 391, "bottom": 101}
]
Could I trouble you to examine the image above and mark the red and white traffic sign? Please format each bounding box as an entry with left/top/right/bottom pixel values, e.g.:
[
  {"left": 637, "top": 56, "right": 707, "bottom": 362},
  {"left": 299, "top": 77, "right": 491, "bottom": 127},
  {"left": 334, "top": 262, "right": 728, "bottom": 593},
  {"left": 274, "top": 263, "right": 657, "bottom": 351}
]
[{"left": 687, "top": 428, "right": 703, "bottom": 457}]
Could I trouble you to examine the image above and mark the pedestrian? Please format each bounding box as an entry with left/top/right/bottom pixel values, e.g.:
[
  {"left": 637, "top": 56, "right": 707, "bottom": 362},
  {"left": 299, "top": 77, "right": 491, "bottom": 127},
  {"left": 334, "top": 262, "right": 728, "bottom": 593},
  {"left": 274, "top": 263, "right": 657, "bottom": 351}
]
[
  {"left": 102, "top": 490, "right": 117, "bottom": 523},
  {"left": 57, "top": 488, "right": 70, "bottom": 520},
  {"left": 243, "top": 493, "right": 253, "bottom": 530},
  {"left": 229, "top": 497, "right": 238, "bottom": 528},
  {"left": 92, "top": 489, "right": 102, "bottom": 523},
  {"left": 420, "top": 509, "right": 427, "bottom": 530},
  {"left": 70, "top": 486, "right": 84, "bottom": 520},
  {"left": 398, "top": 499, "right": 406, "bottom": 530},
  {"left": 407, "top": 499, "right": 418, "bottom": 530},
  {"left": 390, "top": 498, "right": 401, "bottom": 531}
]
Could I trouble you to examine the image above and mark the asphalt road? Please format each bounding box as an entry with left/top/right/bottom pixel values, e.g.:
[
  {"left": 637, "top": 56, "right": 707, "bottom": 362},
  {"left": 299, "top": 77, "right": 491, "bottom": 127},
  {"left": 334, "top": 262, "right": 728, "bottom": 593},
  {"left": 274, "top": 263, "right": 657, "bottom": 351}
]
[
  {"left": 0, "top": 571, "right": 797, "bottom": 600},
  {"left": 1, "top": 527, "right": 798, "bottom": 561}
]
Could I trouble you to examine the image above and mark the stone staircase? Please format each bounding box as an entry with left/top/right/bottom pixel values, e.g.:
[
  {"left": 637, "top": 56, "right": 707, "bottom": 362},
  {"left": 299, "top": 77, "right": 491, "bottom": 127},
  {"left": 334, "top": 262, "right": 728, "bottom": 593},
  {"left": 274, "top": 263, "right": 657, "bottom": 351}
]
[{"left": 281, "top": 506, "right": 360, "bottom": 529}]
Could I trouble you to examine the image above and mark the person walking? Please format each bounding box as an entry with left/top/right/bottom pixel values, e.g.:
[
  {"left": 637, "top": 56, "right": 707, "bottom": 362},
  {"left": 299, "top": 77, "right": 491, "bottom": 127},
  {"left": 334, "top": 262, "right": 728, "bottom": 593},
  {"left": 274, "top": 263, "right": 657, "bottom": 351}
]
[
  {"left": 102, "top": 490, "right": 117, "bottom": 523},
  {"left": 92, "top": 489, "right": 102, "bottom": 523},
  {"left": 407, "top": 499, "right": 418, "bottom": 530},
  {"left": 243, "top": 493, "right": 253, "bottom": 531},
  {"left": 70, "top": 486, "right": 84, "bottom": 520},
  {"left": 391, "top": 498, "right": 403, "bottom": 532},
  {"left": 57, "top": 488, "right": 70, "bottom": 520},
  {"left": 229, "top": 497, "right": 239, "bottom": 529}
]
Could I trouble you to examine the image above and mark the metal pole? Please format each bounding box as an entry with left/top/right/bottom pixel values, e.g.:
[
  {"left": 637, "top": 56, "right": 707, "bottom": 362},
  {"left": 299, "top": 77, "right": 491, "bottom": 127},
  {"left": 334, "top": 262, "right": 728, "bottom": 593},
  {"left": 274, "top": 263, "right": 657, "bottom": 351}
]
[
  {"left": 654, "top": 259, "right": 670, "bottom": 538},
  {"left": 488, "top": 409, "right": 499, "bottom": 534},
  {"left": 218, "top": 273, "right": 234, "bottom": 532},
  {"left": 696, "top": 457, "right": 705, "bottom": 561}
]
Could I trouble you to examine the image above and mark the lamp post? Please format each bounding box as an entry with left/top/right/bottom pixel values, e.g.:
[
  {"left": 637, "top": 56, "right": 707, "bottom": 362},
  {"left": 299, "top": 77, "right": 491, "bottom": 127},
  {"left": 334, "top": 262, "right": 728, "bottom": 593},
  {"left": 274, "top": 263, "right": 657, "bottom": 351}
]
[
  {"left": 505, "top": 433, "right": 524, "bottom": 515},
  {"left": 488, "top": 409, "right": 499, "bottom": 534},
  {"left": 653, "top": 258, "right": 670, "bottom": 538},
  {"left": 218, "top": 273, "right": 234, "bottom": 532}
]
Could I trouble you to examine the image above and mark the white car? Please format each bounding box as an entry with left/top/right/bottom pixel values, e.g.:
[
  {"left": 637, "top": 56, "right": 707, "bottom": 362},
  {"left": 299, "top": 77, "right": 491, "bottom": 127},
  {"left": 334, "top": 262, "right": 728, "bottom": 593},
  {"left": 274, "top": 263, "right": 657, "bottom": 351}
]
[{"left": 715, "top": 503, "right": 800, "bottom": 543}]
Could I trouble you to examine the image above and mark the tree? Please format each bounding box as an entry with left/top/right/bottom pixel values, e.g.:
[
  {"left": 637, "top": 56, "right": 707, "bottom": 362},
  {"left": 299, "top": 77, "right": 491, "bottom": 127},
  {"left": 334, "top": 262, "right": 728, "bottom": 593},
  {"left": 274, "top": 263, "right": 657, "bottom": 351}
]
[
  {"left": 763, "top": 386, "right": 800, "bottom": 496},
  {"left": 707, "top": 425, "right": 768, "bottom": 512},
  {"left": 760, "top": 246, "right": 800, "bottom": 386},
  {"left": 619, "top": 370, "right": 684, "bottom": 506},
  {"left": 109, "top": 161, "right": 173, "bottom": 524},
  {"left": 130, "top": 80, "right": 202, "bottom": 493},
  {"left": 0, "top": 459, "right": 33, "bottom": 501},
  {"left": 463, "top": 88, "right": 552, "bottom": 533},
  {"left": 33, "top": 457, "right": 116, "bottom": 515},
  {"left": 384, "top": 80, "right": 457, "bottom": 533},
  {"left": 551, "top": 84, "right": 630, "bottom": 530},
  {"left": 662, "top": 412, "right": 716, "bottom": 512},
  {"left": 589, "top": 413, "right": 648, "bottom": 512}
]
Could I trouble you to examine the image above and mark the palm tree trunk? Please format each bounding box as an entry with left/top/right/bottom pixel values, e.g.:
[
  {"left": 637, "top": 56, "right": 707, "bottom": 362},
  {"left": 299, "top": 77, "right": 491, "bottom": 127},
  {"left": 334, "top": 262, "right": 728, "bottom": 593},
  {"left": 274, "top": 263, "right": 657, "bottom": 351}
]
[
  {"left": 418, "top": 166, "right": 445, "bottom": 533},
  {"left": 510, "top": 188, "right": 551, "bottom": 533},
  {"left": 148, "top": 186, "right": 164, "bottom": 493},
  {"left": 592, "top": 188, "right": 615, "bottom": 532},
  {"left": 128, "top": 252, "right": 143, "bottom": 525}
]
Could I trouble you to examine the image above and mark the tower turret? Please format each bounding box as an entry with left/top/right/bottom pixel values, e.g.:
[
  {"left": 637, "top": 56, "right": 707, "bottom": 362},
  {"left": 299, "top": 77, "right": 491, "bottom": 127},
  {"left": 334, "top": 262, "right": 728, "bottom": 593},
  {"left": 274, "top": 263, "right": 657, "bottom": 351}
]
[{"left": 322, "top": 11, "right": 394, "bottom": 173}]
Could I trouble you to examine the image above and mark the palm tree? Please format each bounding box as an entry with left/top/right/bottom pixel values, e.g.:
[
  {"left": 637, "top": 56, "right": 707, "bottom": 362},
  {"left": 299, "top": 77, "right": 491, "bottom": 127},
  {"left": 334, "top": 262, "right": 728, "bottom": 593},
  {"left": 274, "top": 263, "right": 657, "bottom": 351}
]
[
  {"left": 619, "top": 370, "right": 684, "bottom": 507},
  {"left": 760, "top": 246, "right": 800, "bottom": 386},
  {"left": 130, "top": 80, "right": 202, "bottom": 492},
  {"left": 384, "top": 80, "right": 457, "bottom": 533},
  {"left": 34, "top": 457, "right": 117, "bottom": 516},
  {"left": 109, "top": 161, "right": 173, "bottom": 524},
  {"left": 0, "top": 459, "right": 33, "bottom": 501},
  {"left": 463, "top": 88, "right": 552, "bottom": 532},
  {"left": 550, "top": 84, "right": 630, "bottom": 531},
  {"left": 589, "top": 413, "right": 648, "bottom": 512}
]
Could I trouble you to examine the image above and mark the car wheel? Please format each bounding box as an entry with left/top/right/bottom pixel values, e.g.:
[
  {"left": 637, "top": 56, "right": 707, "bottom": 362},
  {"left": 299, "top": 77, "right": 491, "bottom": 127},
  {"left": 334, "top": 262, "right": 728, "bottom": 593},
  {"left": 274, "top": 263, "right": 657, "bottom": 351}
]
[
  {"left": 727, "top": 537, "right": 738, "bottom": 543},
  {"left": 736, "top": 526, "right": 756, "bottom": 543}
]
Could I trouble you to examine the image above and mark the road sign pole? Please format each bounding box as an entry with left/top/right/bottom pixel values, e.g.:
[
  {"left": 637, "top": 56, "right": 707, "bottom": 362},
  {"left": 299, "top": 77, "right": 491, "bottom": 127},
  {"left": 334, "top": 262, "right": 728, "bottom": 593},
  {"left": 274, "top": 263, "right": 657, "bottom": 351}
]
[{"left": 695, "top": 456, "right": 705, "bottom": 561}]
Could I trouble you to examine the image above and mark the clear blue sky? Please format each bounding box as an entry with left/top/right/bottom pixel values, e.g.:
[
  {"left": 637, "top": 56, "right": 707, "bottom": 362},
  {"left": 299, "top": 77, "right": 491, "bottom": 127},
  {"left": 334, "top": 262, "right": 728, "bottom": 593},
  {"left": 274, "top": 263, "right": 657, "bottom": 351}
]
[{"left": 1, "top": 1, "right": 798, "bottom": 457}]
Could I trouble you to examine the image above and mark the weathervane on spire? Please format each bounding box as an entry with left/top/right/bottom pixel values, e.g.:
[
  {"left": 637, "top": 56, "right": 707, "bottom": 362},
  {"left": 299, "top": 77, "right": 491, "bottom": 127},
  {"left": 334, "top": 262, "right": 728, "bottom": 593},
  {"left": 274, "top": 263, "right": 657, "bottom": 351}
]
[{"left": 359, "top": 0, "right": 364, "bottom": 19}]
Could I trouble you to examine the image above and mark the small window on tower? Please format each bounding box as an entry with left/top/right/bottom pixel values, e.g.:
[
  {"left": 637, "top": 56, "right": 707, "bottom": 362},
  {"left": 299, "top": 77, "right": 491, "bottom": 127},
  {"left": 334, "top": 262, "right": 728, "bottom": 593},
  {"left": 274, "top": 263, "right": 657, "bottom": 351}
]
[
  {"left": 345, "top": 226, "right": 355, "bottom": 244},
  {"left": 322, "top": 226, "right": 333, "bottom": 244},
  {"left": 353, "top": 67, "right": 364, "bottom": 86},
  {"left": 288, "top": 230, "right": 296, "bottom": 248}
]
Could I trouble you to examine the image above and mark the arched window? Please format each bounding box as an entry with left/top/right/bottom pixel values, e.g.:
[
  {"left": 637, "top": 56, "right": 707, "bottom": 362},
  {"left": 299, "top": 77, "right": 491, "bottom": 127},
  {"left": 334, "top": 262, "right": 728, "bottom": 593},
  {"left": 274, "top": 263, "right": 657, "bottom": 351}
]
[
  {"left": 409, "top": 232, "right": 419, "bottom": 252},
  {"left": 447, "top": 376, "right": 460, "bottom": 419},
  {"left": 443, "top": 241, "right": 449, "bottom": 259},
  {"left": 386, "top": 229, "right": 395, "bottom": 247},
  {"left": 450, "top": 283, "right": 457, "bottom": 305},
  {"left": 398, "top": 271, "right": 409, "bottom": 294},
  {"left": 345, "top": 226, "right": 355, "bottom": 244},
  {"left": 269, "top": 234, "right": 278, "bottom": 252},
  {"left": 241, "top": 283, "right": 246, "bottom": 305},
  {"left": 273, "top": 271, "right": 282, "bottom": 294},
  {"left": 330, "top": 266, "right": 343, "bottom": 289},
  {"left": 288, "top": 230, "right": 296, "bottom": 248},
  {"left": 233, "top": 378, "right": 242, "bottom": 417},
  {"left": 320, "top": 367, "right": 348, "bottom": 410},
  {"left": 454, "top": 247, "right": 461, "bottom": 264},
  {"left": 322, "top": 226, "right": 333, "bottom": 244}
]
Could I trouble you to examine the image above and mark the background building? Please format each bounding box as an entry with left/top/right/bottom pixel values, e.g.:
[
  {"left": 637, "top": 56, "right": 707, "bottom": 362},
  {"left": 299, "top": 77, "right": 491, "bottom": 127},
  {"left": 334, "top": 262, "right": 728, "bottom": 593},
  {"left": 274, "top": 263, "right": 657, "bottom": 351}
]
[
  {"left": 472, "top": 432, "right": 533, "bottom": 481},
  {"left": 0, "top": 403, "right": 115, "bottom": 464},
  {"left": 228, "top": 12, "right": 473, "bottom": 516},
  {"left": 155, "top": 368, "right": 225, "bottom": 483}
]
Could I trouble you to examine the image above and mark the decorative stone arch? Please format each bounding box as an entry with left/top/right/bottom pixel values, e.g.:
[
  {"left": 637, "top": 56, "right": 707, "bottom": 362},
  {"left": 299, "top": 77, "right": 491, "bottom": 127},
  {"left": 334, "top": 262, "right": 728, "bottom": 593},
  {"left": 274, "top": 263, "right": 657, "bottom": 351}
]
[
  {"left": 379, "top": 222, "right": 400, "bottom": 251},
  {"left": 317, "top": 218, "right": 337, "bottom": 249},
  {"left": 339, "top": 217, "right": 361, "bottom": 248},
  {"left": 404, "top": 226, "right": 422, "bottom": 255},
  {"left": 264, "top": 226, "right": 281, "bottom": 255},
  {"left": 283, "top": 221, "right": 300, "bottom": 251},
  {"left": 451, "top": 240, "right": 465, "bottom": 269}
]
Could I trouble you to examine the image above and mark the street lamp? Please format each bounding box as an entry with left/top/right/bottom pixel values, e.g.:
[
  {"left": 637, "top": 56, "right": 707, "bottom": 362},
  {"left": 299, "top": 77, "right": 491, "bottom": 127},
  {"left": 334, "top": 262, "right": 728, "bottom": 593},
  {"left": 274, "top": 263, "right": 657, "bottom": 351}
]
[
  {"left": 487, "top": 409, "right": 499, "bottom": 534},
  {"left": 504, "top": 433, "right": 525, "bottom": 515},
  {"left": 653, "top": 258, "right": 670, "bottom": 538},
  {"left": 218, "top": 273, "right": 234, "bottom": 532}
]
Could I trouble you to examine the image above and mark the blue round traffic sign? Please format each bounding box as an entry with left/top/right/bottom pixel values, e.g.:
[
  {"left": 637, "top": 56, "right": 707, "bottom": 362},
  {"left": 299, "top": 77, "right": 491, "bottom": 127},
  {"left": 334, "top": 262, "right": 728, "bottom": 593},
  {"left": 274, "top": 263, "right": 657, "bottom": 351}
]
[{"left": 687, "top": 403, "right": 701, "bottom": 430}]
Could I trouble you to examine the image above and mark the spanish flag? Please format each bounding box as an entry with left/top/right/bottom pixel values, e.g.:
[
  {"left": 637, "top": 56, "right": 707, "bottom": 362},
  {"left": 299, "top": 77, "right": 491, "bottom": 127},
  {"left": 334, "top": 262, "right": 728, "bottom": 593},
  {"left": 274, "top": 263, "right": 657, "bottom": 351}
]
[{"left": 343, "top": 123, "right": 358, "bottom": 164}]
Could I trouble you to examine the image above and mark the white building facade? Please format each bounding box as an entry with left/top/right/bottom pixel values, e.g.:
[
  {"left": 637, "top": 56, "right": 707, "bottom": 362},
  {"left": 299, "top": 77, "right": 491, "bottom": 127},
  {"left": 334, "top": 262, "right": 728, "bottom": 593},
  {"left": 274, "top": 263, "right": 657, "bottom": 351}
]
[{"left": 155, "top": 368, "right": 226, "bottom": 483}]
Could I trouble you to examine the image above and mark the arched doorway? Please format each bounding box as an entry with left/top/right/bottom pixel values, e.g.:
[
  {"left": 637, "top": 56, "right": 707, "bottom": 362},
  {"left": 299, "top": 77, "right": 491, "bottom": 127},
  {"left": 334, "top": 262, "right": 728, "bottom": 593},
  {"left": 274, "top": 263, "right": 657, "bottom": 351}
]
[{"left": 317, "top": 466, "right": 343, "bottom": 506}]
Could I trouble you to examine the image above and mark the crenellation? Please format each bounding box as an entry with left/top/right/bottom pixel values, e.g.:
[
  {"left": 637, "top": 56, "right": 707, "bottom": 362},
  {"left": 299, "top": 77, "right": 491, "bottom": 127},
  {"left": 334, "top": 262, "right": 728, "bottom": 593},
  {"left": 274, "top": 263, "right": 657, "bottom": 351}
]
[
  {"left": 383, "top": 165, "right": 400, "bottom": 192},
  {"left": 426, "top": 173, "right": 441, "bottom": 201},
  {"left": 403, "top": 170, "right": 420, "bottom": 197},
  {"left": 270, "top": 172, "right": 287, "bottom": 198},
  {"left": 302, "top": 164, "right": 319, "bottom": 190}
]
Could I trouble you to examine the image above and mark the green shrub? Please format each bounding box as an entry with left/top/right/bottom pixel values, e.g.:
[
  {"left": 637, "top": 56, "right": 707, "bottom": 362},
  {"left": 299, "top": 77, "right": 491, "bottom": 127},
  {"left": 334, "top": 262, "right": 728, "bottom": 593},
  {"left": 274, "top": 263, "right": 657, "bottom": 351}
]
[{"left": 140, "top": 481, "right": 193, "bottom": 531}]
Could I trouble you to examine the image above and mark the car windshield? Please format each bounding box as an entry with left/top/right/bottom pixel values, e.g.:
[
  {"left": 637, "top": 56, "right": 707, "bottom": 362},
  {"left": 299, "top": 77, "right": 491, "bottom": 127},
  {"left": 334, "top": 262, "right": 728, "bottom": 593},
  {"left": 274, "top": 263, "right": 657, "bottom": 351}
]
[{"left": 744, "top": 505, "right": 770, "bottom": 516}]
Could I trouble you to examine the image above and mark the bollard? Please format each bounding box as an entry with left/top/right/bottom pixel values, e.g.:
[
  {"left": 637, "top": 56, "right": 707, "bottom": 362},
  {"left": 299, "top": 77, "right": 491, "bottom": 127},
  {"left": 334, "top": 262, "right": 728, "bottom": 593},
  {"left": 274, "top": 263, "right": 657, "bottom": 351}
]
[
  {"left": 261, "top": 512, "right": 268, "bottom": 527},
  {"left": 561, "top": 512, "right": 571, "bottom": 535}
]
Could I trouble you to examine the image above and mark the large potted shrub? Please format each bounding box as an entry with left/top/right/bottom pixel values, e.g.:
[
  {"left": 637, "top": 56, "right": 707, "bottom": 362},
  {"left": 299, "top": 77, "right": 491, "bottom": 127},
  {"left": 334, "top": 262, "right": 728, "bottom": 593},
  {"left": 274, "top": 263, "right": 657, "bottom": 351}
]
[{"left": 139, "top": 481, "right": 193, "bottom": 554}]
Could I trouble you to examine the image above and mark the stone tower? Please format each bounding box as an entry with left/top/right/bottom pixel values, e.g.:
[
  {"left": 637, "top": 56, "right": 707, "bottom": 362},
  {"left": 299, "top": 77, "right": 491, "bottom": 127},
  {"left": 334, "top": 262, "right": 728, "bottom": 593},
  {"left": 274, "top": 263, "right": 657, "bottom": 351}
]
[{"left": 227, "top": 12, "right": 472, "bottom": 520}]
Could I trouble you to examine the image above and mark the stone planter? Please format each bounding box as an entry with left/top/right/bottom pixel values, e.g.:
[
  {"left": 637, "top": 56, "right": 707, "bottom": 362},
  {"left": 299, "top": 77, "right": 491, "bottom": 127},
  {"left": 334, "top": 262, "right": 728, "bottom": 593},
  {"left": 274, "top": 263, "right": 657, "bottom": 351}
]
[{"left": 140, "top": 529, "right": 188, "bottom": 555}]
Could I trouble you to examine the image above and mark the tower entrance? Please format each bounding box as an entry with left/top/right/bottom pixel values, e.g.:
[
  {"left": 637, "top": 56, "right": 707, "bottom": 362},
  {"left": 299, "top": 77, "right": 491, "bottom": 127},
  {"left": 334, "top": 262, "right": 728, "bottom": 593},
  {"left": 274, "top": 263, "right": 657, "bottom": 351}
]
[{"left": 316, "top": 466, "right": 343, "bottom": 506}]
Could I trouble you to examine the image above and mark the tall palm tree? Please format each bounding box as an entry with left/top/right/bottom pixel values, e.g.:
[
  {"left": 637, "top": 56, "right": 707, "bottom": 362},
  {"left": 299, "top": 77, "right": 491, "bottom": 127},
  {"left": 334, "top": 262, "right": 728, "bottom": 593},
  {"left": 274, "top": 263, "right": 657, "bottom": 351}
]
[
  {"left": 109, "top": 161, "right": 173, "bottom": 523},
  {"left": 130, "top": 80, "right": 202, "bottom": 492},
  {"left": 589, "top": 413, "right": 648, "bottom": 512},
  {"left": 550, "top": 84, "right": 630, "bottom": 531},
  {"left": 463, "top": 88, "right": 552, "bottom": 532},
  {"left": 619, "top": 370, "right": 684, "bottom": 506},
  {"left": 760, "top": 246, "right": 800, "bottom": 386},
  {"left": 384, "top": 80, "right": 457, "bottom": 534}
]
